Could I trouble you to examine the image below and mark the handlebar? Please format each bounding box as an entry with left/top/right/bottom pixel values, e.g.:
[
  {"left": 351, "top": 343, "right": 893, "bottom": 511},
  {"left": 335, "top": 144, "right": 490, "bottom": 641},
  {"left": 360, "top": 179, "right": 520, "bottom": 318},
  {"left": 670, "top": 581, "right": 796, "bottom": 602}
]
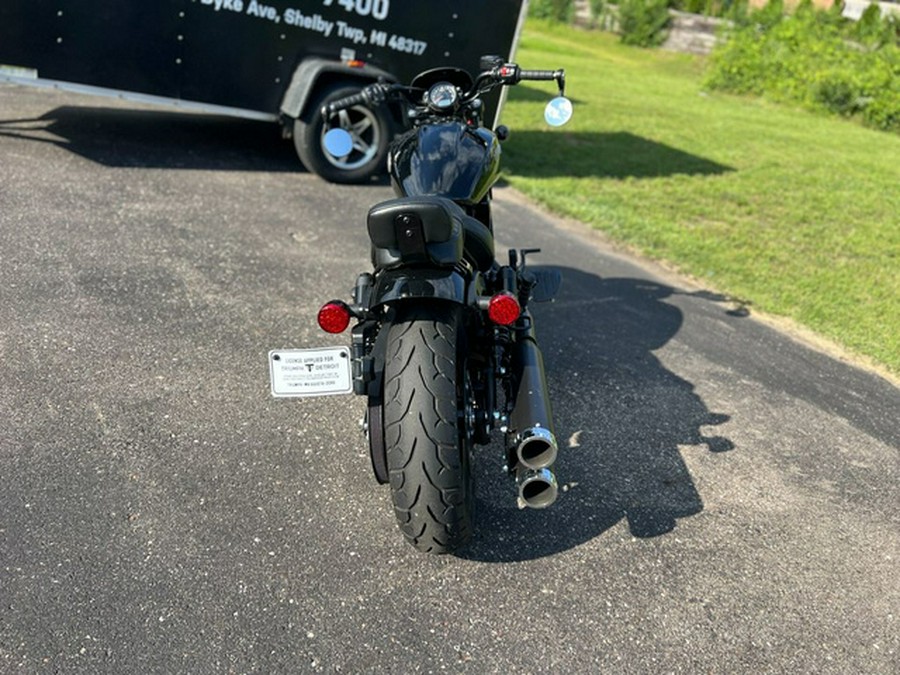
[
  {"left": 319, "top": 65, "right": 566, "bottom": 119},
  {"left": 511, "top": 67, "right": 566, "bottom": 95},
  {"left": 321, "top": 83, "right": 391, "bottom": 117},
  {"left": 322, "top": 91, "right": 367, "bottom": 116},
  {"left": 482, "top": 65, "right": 565, "bottom": 96},
  {"left": 519, "top": 69, "right": 562, "bottom": 81}
]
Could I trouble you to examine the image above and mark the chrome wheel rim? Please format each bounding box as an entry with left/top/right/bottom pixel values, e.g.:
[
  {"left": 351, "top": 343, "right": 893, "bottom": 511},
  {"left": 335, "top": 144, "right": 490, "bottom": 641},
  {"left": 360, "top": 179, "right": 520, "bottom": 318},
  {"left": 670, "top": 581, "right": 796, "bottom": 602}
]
[{"left": 321, "top": 106, "right": 381, "bottom": 171}]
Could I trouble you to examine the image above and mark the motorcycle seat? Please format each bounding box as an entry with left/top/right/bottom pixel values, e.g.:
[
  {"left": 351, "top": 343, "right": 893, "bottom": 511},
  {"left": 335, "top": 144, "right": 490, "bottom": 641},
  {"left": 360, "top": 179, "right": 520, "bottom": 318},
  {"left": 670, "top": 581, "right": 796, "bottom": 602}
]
[
  {"left": 368, "top": 196, "right": 457, "bottom": 247},
  {"left": 367, "top": 196, "right": 494, "bottom": 271}
]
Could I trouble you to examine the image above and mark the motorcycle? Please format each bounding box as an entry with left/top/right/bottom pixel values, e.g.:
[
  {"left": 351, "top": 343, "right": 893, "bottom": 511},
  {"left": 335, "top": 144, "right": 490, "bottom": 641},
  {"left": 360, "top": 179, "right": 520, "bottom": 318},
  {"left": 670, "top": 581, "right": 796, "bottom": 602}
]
[{"left": 313, "top": 56, "right": 572, "bottom": 554}]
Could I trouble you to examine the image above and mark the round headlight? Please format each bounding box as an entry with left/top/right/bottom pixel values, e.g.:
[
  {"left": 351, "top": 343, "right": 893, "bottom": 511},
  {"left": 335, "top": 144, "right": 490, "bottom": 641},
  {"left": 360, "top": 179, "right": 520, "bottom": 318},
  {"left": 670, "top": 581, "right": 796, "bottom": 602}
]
[{"left": 427, "top": 82, "right": 458, "bottom": 111}]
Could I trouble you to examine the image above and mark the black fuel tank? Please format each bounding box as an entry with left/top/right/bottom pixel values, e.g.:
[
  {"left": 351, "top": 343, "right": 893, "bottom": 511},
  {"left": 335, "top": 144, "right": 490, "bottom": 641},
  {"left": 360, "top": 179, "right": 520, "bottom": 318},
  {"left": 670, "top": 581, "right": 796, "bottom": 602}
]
[{"left": 389, "top": 122, "right": 500, "bottom": 205}]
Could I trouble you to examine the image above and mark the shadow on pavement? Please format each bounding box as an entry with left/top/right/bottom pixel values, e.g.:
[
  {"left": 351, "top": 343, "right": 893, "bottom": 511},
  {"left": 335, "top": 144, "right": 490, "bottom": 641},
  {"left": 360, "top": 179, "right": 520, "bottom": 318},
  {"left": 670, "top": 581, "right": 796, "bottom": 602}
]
[
  {"left": 0, "top": 105, "right": 301, "bottom": 171},
  {"left": 462, "top": 269, "right": 735, "bottom": 562},
  {"left": 0, "top": 105, "right": 731, "bottom": 182}
]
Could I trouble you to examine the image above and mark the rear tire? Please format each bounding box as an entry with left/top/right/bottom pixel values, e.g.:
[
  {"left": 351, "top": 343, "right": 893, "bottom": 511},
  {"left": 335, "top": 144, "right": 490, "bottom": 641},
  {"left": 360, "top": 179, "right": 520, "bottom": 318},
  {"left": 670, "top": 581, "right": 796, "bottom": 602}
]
[
  {"left": 293, "top": 83, "right": 391, "bottom": 184},
  {"left": 383, "top": 304, "right": 474, "bottom": 554}
]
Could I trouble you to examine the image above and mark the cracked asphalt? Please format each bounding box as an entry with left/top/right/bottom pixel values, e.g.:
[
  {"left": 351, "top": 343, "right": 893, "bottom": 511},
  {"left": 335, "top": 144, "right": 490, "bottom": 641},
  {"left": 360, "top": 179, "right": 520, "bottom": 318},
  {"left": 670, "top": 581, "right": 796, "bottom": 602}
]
[{"left": 1, "top": 84, "right": 898, "bottom": 673}]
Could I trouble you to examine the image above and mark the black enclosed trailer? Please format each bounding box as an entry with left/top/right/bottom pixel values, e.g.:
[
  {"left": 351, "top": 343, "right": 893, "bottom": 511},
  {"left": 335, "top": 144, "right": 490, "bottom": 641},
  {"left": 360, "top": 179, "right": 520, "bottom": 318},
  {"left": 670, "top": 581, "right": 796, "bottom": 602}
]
[{"left": 0, "top": 0, "right": 527, "bottom": 181}]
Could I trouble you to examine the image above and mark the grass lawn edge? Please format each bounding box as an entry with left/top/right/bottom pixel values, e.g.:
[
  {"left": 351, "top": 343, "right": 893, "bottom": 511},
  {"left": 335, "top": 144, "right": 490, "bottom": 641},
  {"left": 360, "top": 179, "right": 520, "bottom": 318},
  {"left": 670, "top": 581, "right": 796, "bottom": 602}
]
[{"left": 497, "top": 184, "right": 900, "bottom": 388}]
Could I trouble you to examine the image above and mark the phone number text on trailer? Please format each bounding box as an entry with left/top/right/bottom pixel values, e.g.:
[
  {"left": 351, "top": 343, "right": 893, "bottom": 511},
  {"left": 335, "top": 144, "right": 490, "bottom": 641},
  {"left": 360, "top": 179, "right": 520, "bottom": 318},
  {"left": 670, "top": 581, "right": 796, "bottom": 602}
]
[{"left": 202, "top": 0, "right": 391, "bottom": 21}]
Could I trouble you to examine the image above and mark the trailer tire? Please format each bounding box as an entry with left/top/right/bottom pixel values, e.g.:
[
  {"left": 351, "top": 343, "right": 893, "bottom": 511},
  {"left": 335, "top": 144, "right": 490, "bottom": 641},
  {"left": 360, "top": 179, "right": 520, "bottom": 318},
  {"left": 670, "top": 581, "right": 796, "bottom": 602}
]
[{"left": 294, "top": 83, "right": 391, "bottom": 184}]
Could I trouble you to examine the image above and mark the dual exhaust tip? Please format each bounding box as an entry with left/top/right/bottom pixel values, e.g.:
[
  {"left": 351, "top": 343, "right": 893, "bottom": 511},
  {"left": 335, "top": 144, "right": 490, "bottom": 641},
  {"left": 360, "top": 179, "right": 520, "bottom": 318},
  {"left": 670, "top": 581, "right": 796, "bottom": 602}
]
[
  {"left": 517, "top": 467, "right": 558, "bottom": 510},
  {"left": 513, "top": 426, "right": 558, "bottom": 509}
]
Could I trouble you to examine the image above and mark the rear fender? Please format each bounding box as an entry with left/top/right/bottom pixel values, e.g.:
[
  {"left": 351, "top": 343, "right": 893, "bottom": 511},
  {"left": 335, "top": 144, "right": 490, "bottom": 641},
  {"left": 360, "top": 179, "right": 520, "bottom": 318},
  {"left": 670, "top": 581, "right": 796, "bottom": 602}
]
[
  {"left": 349, "top": 269, "right": 471, "bottom": 396},
  {"left": 371, "top": 269, "right": 469, "bottom": 308}
]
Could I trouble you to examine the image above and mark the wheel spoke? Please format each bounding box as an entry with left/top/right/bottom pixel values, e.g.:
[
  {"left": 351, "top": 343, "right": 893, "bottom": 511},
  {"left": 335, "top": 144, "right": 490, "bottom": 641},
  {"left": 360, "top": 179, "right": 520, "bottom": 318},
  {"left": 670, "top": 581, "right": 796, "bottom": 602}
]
[
  {"left": 351, "top": 117, "right": 373, "bottom": 136},
  {"left": 320, "top": 100, "right": 381, "bottom": 171}
]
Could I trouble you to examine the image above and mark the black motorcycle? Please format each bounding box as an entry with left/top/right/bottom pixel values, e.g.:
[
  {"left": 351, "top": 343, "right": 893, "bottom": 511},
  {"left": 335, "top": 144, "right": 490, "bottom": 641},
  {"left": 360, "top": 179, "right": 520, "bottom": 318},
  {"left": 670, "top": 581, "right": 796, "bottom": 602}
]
[{"left": 315, "top": 56, "right": 572, "bottom": 554}]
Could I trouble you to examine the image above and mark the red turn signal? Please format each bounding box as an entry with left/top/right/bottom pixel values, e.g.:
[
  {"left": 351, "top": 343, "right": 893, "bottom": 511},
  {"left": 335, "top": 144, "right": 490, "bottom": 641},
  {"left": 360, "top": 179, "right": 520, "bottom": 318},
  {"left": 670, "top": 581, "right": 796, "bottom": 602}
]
[
  {"left": 317, "top": 301, "right": 351, "bottom": 334},
  {"left": 488, "top": 292, "right": 521, "bottom": 326}
]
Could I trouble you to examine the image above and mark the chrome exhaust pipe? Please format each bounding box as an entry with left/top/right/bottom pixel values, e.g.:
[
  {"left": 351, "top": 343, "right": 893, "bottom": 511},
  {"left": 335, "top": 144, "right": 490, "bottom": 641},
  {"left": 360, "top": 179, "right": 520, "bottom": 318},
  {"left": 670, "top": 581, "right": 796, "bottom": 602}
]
[
  {"left": 516, "top": 466, "right": 558, "bottom": 509},
  {"left": 515, "top": 425, "right": 558, "bottom": 470},
  {"left": 508, "top": 311, "right": 558, "bottom": 471}
]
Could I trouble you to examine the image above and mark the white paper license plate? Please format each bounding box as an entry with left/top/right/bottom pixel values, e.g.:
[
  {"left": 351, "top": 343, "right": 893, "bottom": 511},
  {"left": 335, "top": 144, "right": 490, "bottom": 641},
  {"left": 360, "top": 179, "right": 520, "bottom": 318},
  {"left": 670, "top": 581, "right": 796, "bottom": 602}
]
[{"left": 268, "top": 347, "right": 352, "bottom": 398}]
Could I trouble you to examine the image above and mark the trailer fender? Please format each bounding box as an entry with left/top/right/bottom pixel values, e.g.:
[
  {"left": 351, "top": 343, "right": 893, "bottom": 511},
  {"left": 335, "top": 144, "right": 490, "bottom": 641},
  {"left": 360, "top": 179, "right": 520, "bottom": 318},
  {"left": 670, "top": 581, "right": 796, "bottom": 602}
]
[{"left": 279, "top": 57, "right": 395, "bottom": 120}]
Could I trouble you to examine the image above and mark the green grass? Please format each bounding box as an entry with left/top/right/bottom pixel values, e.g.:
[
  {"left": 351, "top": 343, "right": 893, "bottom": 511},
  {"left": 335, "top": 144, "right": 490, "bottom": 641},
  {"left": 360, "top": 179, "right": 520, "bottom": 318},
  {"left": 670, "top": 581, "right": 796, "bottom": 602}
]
[{"left": 503, "top": 20, "right": 900, "bottom": 375}]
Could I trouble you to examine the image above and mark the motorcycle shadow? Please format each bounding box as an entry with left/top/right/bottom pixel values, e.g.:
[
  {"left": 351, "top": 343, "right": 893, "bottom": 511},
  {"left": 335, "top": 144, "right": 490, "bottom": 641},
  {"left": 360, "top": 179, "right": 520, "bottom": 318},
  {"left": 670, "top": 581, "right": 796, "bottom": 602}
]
[{"left": 461, "top": 270, "right": 734, "bottom": 562}]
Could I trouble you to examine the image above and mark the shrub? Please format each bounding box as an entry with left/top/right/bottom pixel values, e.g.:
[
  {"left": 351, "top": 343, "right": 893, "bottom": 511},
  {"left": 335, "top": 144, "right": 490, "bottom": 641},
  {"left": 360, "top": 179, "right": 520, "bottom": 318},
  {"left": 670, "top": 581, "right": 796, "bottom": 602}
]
[
  {"left": 854, "top": 4, "right": 900, "bottom": 48},
  {"left": 529, "top": 0, "right": 576, "bottom": 23},
  {"left": 670, "top": 0, "right": 749, "bottom": 19},
  {"left": 589, "top": 0, "right": 621, "bottom": 31},
  {"left": 705, "top": 1, "right": 900, "bottom": 132},
  {"left": 618, "top": 0, "right": 672, "bottom": 47}
]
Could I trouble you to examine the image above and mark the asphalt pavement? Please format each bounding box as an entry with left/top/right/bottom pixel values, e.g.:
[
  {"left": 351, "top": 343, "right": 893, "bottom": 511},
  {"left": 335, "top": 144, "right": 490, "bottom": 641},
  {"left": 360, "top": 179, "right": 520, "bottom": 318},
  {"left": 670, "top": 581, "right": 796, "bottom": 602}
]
[{"left": 1, "top": 84, "right": 898, "bottom": 673}]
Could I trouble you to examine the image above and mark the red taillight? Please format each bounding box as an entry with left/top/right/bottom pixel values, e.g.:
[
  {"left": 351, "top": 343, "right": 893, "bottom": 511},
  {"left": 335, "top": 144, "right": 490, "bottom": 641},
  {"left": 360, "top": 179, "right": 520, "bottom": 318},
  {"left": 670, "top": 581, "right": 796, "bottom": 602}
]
[
  {"left": 488, "top": 292, "right": 521, "bottom": 326},
  {"left": 317, "top": 301, "right": 351, "bottom": 334}
]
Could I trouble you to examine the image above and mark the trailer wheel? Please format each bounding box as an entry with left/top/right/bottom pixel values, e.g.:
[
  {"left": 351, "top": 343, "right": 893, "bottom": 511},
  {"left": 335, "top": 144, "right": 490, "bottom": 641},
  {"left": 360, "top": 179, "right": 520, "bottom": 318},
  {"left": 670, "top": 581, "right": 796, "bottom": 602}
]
[{"left": 294, "top": 83, "right": 391, "bottom": 184}]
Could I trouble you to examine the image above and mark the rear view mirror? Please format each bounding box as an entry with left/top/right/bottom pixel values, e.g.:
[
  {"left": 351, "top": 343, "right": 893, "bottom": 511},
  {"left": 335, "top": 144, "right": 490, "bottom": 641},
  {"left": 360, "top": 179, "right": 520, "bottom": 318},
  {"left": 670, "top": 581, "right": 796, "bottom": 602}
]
[{"left": 544, "top": 97, "right": 573, "bottom": 127}]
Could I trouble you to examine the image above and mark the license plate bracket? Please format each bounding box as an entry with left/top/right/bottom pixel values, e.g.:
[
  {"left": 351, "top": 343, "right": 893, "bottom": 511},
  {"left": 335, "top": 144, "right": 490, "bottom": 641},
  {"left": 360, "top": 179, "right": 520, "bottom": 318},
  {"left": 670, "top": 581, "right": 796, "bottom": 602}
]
[{"left": 268, "top": 347, "right": 352, "bottom": 398}]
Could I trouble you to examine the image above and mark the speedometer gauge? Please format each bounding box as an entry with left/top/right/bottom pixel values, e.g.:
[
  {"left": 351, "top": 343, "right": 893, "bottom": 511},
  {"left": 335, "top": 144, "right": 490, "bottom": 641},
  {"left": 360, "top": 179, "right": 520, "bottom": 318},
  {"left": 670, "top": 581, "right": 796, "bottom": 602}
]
[{"left": 427, "top": 82, "right": 458, "bottom": 111}]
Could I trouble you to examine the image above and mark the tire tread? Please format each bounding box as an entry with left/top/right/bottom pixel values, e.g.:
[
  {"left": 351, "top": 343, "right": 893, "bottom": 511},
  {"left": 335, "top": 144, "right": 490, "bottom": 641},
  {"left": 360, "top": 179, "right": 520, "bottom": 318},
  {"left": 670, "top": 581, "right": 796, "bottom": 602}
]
[{"left": 383, "top": 304, "right": 473, "bottom": 553}]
